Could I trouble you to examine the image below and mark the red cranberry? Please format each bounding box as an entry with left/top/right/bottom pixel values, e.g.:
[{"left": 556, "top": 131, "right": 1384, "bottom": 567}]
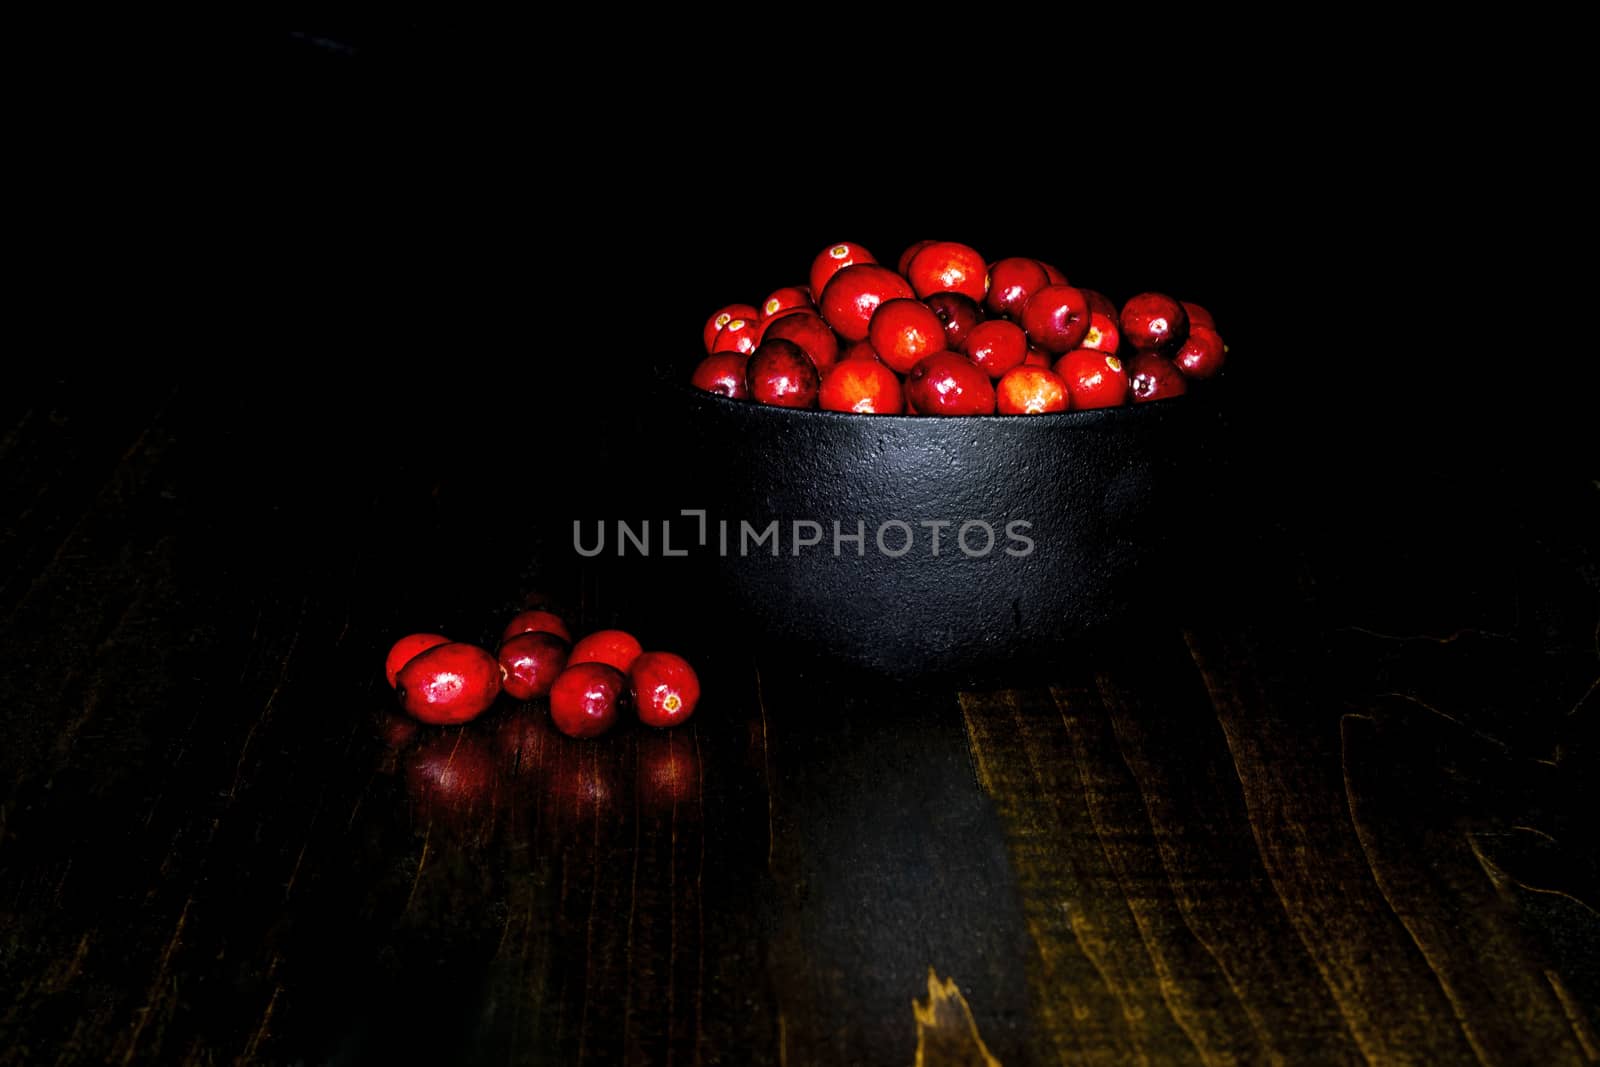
[
  {"left": 690, "top": 352, "right": 751, "bottom": 399},
  {"left": 1182, "top": 301, "right": 1216, "bottom": 331},
  {"left": 502, "top": 608, "right": 571, "bottom": 644},
  {"left": 761, "top": 310, "right": 840, "bottom": 371},
  {"left": 1079, "top": 311, "right": 1120, "bottom": 354},
  {"left": 746, "top": 338, "right": 820, "bottom": 408},
  {"left": 897, "top": 239, "right": 936, "bottom": 276},
  {"left": 1173, "top": 325, "right": 1226, "bottom": 379},
  {"left": 703, "top": 303, "right": 759, "bottom": 353},
  {"left": 808, "top": 241, "right": 876, "bottom": 303},
  {"left": 396, "top": 642, "right": 502, "bottom": 725},
  {"left": 867, "top": 297, "right": 946, "bottom": 373},
  {"left": 498, "top": 631, "right": 569, "bottom": 701},
  {"left": 841, "top": 339, "right": 880, "bottom": 362},
  {"left": 819, "top": 357, "right": 905, "bottom": 414},
  {"left": 963, "top": 319, "right": 1028, "bottom": 378},
  {"left": 985, "top": 257, "right": 1049, "bottom": 319},
  {"left": 906, "top": 352, "right": 997, "bottom": 415},
  {"left": 1037, "top": 261, "right": 1068, "bottom": 285},
  {"left": 1023, "top": 345, "right": 1053, "bottom": 367},
  {"left": 549, "top": 662, "right": 627, "bottom": 739},
  {"left": 761, "top": 286, "right": 812, "bottom": 320},
  {"left": 1128, "top": 352, "right": 1189, "bottom": 402},
  {"left": 385, "top": 632, "right": 451, "bottom": 688},
  {"left": 1053, "top": 349, "right": 1129, "bottom": 410},
  {"left": 1020, "top": 285, "right": 1092, "bottom": 353},
  {"left": 630, "top": 652, "right": 701, "bottom": 728},
  {"left": 995, "top": 366, "right": 1070, "bottom": 414},
  {"left": 924, "top": 292, "right": 982, "bottom": 351},
  {"left": 818, "top": 264, "right": 916, "bottom": 342},
  {"left": 709, "top": 314, "right": 760, "bottom": 355},
  {"left": 755, "top": 306, "right": 805, "bottom": 337},
  {"left": 568, "top": 628, "right": 644, "bottom": 673},
  {"left": 1080, "top": 289, "right": 1118, "bottom": 320},
  {"left": 1120, "top": 292, "right": 1189, "bottom": 353},
  {"left": 906, "top": 241, "right": 988, "bottom": 302}
]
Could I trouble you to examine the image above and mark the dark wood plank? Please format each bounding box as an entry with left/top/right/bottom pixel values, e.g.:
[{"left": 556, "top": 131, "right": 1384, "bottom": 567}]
[
  {"left": 1094, "top": 653, "right": 1366, "bottom": 1062},
  {"left": 1185, "top": 627, "right": 1486, "bottom": 1064},
  {"left": 2, "top": 375, "right": 1597, "bottom": 1065},
  {"left": 754, "top": 669, "right": 1048, "bottom": 1067}
]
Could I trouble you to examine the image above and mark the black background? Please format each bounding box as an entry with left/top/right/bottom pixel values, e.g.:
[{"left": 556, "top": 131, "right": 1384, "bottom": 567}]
[
  {"left": 221, "top": 32, "right": 1593, "bottom": 620},
  {"left": 248, "top": 30, "right": 1587, "bottom": 457},
  {"left": 13, "top": 28, "right": 1580, "bottom": 652}
]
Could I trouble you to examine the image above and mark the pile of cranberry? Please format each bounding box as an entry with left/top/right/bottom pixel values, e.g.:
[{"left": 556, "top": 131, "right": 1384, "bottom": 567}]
[
  {"left": 694, "top": 240, "right": 1225, "bottom": 415},
  {"left": 384, "top": 611, "right": 698, "bottom": 739}
]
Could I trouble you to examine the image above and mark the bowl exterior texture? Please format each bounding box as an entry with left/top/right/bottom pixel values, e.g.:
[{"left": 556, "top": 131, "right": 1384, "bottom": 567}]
[{"left": 619, "top": 385, "right": 1234, "bottom": 680}]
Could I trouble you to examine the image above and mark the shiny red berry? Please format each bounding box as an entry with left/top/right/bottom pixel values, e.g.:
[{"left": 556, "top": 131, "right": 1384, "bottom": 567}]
[
  {"left": 819, "top": 357, "right": 905, "bottom": 414},
  {"left": 925, "top": 292, "right": 982, "bottom": 351},
  {"left": 996, "top": 366, "right": 1070, "bottom": 414},
  {"left": 1079, "top": 311, "right": 1120, "bottom": 354},
  {"left": 1037, "top": 261, "right": 1068, "bottom": 285},
  {"left": 756, "top": 306, "right": 805, "bottom": 337},
  {"left": 819, "top": 264, "right": 916, "bottom": 342},
  {"left": 709, "top": 315, "right": 760, "bottom": 355},
  {"left": 761, "top": 310, "right": 840, "bottom": 371},
  {"left": 691, "top": 352, "right": 751, "bottom": 399},
  {"left": 896, "top": 239, "right": 936, "bottom": 276},
  {"left": 396, "top": 642, "right": 502, "bottom": 725},
  {"left": 549, "top": 662, "right": 627, "bottom": 739},
  {"left": 1173, "top": 325, "right": 1226, "bottom": 379},
  {"left": 906, "top": 241, "right": 988, "bottom": 302},
  {"left": 1182, "top": 301, "right": 1216, "bottom": 331},
  {"left": 1080, "top": 289, "right": 1118, "bottom": 320},
  {"left": 841, "top": 339, "right": 880, "bottom": 362},
  {"left": 808, "top": 241, "right": 876, "bottom": 304},
  {"left": 867, "top": 297, "right": 945, "bottom": 373},
  {"left": 761, "top": 286, "right": 812, "bottom": 320},
  {"left": 1128, "top": 352, "right": 1189, "bottom": 402},
  {"left": 1053, "top": 349, "right": 1129, "bottom": 410},
  {"left": 746, "top": 338, "right": 820, "bottom": 408},
  {"left": 502, "top": 608, "right": 571, "bottom": 644},
  {"left": 1020, "top": 285, "right": 1092, "bottom": 353},
  {"left": 1120, "top": 293, "right": 1188, "bottom": 353},
  {"left": 1023, "top": 345, "right": 1053, "bottom": 367},
  {"left": 498, "top": 631, "right": 569, "bottom": 701},
  {"left": 963, "top": 319, "right": 1028, "bottom": 378},
  {"left": 906, "top": 352, "right": 997, "bottom": 415},
  {"left": 630, "top": 652, "right": 701, "bottom": 728},
  {"left": 385, "top": 633, "right": 451, "bottom": 688},
  {"left": 985, "top": 257, "right": 1049, "bottom": 319},
  {"left": 703, "top": 304, "right": 759, "bottom": 353},
  {"left": 568, "top": 629, "right": 644, "bottom": 673}
]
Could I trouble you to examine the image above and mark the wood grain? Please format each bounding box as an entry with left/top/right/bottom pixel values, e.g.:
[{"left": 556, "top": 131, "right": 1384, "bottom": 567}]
[
  {"left": 914, "top": 970, "right": 1001, "bottom": 1067},
  {"left": 1, "top": 386, "right": 1595, "bottom": 1064}
]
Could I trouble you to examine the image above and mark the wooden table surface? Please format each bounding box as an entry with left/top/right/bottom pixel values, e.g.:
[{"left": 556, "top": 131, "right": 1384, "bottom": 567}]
[{"left": 0, "top": 377, "right": 1595, "bottom": 1066}]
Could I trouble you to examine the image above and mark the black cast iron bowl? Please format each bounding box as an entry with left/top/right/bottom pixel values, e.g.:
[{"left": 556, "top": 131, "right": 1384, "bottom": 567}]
[{"left": 618, "top": 374, "right": 1238, "bottom": 683}]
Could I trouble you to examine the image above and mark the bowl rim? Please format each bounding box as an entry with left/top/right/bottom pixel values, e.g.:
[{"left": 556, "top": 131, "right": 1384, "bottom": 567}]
[{"left": 659, "top": 374, "right": 1222, "bottom": 424}]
